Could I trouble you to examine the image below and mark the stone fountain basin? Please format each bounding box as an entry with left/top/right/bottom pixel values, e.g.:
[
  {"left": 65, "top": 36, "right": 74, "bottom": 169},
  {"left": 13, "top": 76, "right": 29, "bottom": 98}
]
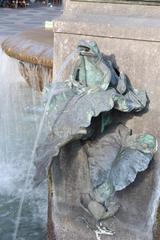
[
  {"left": 2, "top": 27, "right": 53, "bottom": 68},
  {"left": 1, "top": 27, "right": 53, "bottom": 90}
]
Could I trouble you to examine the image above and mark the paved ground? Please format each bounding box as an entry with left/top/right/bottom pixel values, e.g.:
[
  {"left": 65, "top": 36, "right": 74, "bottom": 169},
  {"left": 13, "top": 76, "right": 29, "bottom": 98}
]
[{"left": 0, "top": 5, "right": 62, "bottom": 43}]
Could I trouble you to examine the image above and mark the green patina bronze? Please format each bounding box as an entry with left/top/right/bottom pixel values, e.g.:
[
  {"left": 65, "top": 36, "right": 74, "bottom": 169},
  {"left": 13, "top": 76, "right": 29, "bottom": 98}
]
[{"left": 34, "top": 40, "right": 158, "bottom": 224}]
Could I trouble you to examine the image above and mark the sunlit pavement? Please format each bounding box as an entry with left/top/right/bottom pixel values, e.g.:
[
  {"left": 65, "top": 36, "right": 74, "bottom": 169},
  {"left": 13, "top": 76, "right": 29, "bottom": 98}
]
[{"left": 0, "top": 5, "right": 62, "bottom": 43}]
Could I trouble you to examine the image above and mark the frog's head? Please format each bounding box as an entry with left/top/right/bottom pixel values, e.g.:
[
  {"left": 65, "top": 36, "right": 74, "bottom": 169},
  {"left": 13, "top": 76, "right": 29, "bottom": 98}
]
[{"left": 77, "top": 40, "right": 101, "bottom": 59}]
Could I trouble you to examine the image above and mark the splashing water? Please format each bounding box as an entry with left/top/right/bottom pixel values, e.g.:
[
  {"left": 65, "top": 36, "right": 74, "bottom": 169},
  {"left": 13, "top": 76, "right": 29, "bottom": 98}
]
[
  {"left": 12, "top": 49, "right": 78, "bottom": 240},
  {"left": 0, "top": 47, "right": 48, "bottom": 240}
]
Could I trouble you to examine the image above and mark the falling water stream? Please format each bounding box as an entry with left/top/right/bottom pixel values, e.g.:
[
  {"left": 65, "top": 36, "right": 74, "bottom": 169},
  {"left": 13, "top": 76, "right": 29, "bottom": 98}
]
[
  {"left": 0, "top": 47, "right": 78, "bottom": 240},
  {"left": 0, "top": 48, "right": 47, "bottom": 240}
]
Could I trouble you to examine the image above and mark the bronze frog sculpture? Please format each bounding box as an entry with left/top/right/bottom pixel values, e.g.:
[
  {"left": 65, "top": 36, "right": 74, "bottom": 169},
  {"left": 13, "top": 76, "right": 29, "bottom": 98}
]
[{"left": 34, "top": 40, "right": 157, "bottom": 230}]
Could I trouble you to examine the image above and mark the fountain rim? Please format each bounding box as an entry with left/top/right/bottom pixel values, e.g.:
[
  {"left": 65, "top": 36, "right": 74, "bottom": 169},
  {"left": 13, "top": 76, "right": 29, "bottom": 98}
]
[{"left": 1, "top": 27, "right": 53, "bottom": 68}]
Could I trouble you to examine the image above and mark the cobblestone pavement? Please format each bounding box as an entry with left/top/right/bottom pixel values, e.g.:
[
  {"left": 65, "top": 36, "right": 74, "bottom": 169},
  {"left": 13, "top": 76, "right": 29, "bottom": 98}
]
[{"left": 0, "top": 5, "right": 62, "bottom": 42}]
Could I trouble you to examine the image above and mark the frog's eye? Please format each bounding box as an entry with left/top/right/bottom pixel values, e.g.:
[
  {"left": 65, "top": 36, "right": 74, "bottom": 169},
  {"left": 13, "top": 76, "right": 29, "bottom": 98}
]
[
  {"left": 78, "top": 46, "right": 90, "bottom": 52},
  {"left": 84, "top": 47, "right": 90, "bottom": 52}
]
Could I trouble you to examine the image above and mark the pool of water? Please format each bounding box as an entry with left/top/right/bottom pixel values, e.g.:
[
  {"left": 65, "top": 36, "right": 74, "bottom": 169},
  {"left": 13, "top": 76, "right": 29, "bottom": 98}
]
[{"left": 0, "top": 196, "right": 47, "bottom": 240}]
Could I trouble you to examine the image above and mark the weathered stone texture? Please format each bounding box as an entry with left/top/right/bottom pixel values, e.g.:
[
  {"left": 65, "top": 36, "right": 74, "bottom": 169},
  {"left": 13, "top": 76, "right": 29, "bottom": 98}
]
[{"left": 49, "top": 2, "right": 160, "bottom": 239}]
